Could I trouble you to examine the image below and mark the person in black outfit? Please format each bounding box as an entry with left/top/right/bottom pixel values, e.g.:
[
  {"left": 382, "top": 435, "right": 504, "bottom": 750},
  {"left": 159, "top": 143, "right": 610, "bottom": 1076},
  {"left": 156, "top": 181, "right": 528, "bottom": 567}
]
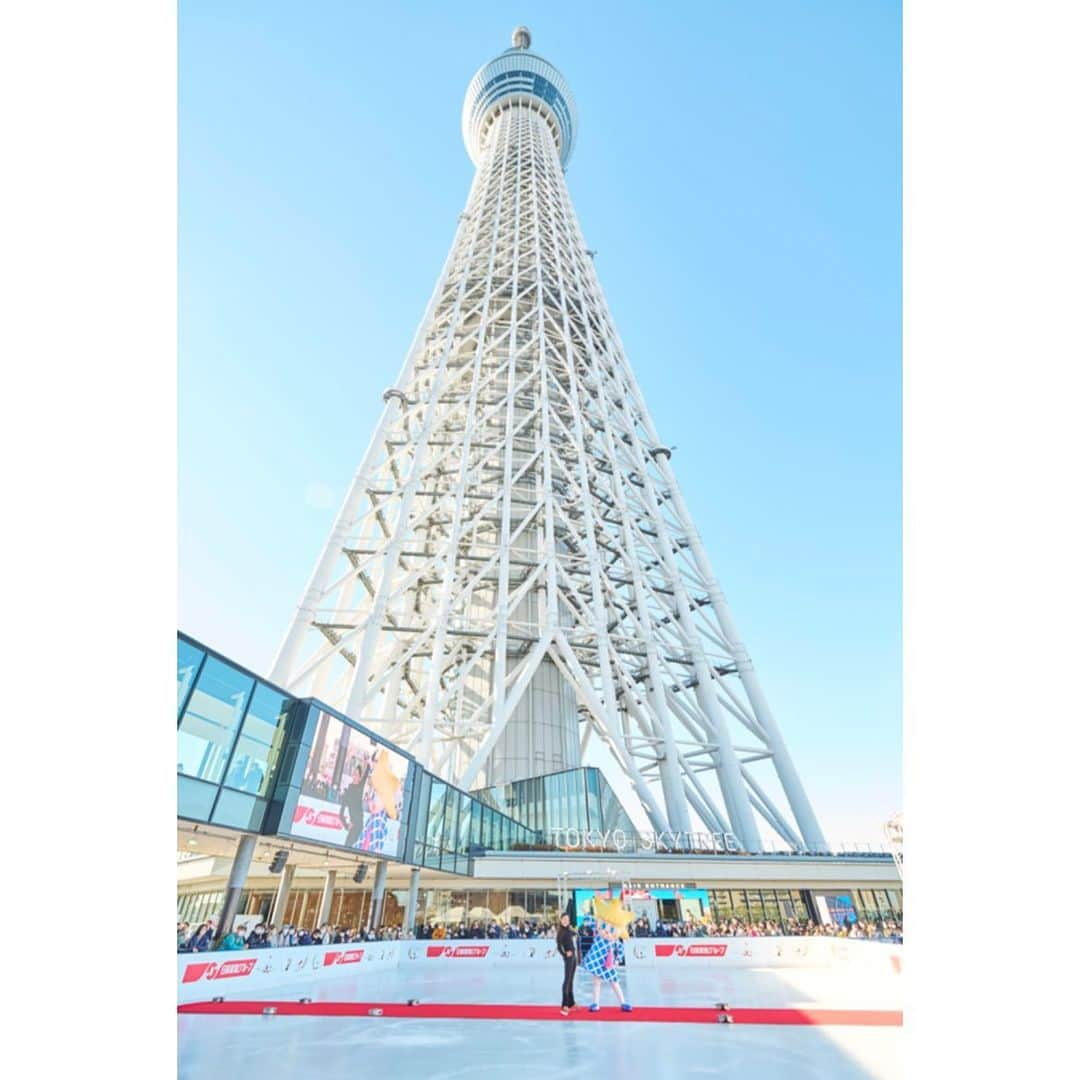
[
  {"left": 557, "top": 913, "right": 577, "bottom": 1015},
  {"left": 340, "top": 760, "right": 372, "bottom": 848}
]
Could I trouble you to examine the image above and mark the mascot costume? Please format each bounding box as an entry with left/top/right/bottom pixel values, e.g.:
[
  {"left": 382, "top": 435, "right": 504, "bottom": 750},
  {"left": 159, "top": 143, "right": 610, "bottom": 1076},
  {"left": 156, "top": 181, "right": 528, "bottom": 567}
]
[{"left": 582, "top": 895, "right": 635, "bottom": 1012}]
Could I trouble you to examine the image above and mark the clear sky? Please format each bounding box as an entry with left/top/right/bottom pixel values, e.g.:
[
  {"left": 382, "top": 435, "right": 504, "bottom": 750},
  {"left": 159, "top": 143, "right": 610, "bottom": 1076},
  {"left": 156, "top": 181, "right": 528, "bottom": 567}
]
[{"left": 179, "top": 0, "right": 901, "bottom": 844}]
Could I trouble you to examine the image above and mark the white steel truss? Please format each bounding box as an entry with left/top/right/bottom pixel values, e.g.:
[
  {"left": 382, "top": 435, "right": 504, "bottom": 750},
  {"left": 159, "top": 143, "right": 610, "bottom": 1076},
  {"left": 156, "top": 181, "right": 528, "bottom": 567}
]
[{"left": 271, "top": 32, "right": 827, "bottom": 853}]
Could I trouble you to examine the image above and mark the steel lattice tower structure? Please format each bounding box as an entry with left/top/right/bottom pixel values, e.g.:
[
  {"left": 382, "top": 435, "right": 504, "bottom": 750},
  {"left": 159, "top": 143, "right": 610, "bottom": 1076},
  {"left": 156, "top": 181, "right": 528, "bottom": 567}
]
[{"left": 271, "top": 28, "right": 827, "bottom": 853}]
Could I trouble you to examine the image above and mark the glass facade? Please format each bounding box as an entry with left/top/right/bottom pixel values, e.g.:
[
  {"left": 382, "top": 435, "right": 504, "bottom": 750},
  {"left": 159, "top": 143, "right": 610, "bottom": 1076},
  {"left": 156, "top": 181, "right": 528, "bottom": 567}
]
[
  {"left": 475, "top": 766, "right": 638, "bottom": 849},
  {"left": 177, "top": 634, "right": 298, "bottom": 830},
  {"left": 707, "top": 889, "right": 812, "bottom": 926},
  {"left": 177, "top": 654, "right": 255, "bottom": 785},
  {"left": 415, "top": 888, "right": 563, "bottom": 928},
  {"left": 177, "top": 632, "right": 541, "bottom": 875},
  {"left": 408, "top": 769, "right": 539, "bottom": 874},
  {"left": 851, "top": 888, "right": 903, "bottom": 920}
]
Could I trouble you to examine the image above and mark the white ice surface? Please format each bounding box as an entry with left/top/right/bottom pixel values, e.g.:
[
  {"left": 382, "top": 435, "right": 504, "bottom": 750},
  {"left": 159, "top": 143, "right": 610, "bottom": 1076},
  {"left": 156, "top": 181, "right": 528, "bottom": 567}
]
[{"left": 179, "top": 962, "right": 901, "bottom": 1080}]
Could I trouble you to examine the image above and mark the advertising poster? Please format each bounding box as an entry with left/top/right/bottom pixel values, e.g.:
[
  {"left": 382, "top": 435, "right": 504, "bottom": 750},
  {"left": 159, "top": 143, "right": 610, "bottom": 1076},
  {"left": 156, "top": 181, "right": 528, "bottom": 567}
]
[{"left": 288, "top": 710, "right": 410, "bottom": 858}]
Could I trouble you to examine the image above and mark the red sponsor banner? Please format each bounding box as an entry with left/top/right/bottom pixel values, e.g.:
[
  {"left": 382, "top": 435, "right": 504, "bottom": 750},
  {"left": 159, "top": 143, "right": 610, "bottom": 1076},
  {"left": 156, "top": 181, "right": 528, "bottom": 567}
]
[
  {"left": 181, "top": 957, "right": 258, "bottom": 983},
  {"left": 654, "top": 943, "right": 728, "bottom": 959},
  {"left": 292, "top": 804, "right": 344, "bottom": 831},
  {"left": 323, "top": 949, "right": 364, "bottom": 966},
  {"left": 425, "top": 945, "right": 491, "bottom": 959}
]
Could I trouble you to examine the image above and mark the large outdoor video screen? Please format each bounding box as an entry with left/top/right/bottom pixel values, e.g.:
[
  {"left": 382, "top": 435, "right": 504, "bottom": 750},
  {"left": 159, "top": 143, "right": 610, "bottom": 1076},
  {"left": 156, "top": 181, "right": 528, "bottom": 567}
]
[{"left": 287, "top": 709, "right": 410, "bottom": 859}]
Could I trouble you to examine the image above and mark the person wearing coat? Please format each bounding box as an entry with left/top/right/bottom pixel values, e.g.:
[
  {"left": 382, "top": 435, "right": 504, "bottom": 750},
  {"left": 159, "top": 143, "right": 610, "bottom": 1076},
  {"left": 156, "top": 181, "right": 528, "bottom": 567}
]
[
  {"left": 188, "top": 923, "right": 215, "bottom": 953},
  {"left": 217, "top": 928, "right": 246, "bottom": 950}
]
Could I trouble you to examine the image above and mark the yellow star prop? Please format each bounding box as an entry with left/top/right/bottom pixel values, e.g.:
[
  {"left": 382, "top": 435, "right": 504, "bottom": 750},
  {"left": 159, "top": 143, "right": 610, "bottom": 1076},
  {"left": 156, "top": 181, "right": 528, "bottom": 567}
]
[
  {"left": 592, "top": 896, "right": 635, "bottom": 939},
  {"left": 369, "top": 751, "right": 402, "bottom": 819}
]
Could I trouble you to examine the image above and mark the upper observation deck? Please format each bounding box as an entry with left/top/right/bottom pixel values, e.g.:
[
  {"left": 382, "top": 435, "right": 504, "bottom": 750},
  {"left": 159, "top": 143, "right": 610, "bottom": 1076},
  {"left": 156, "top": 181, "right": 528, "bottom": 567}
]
[{"left": 462, "top": 27, "right": 578, "bottom": 169}]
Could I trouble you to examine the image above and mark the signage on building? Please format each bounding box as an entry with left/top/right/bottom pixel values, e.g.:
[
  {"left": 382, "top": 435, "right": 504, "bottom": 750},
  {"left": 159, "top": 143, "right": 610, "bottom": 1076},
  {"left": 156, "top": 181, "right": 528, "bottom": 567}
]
[{"left": 547, "top": 827, "right": 742, "bottom": 854}]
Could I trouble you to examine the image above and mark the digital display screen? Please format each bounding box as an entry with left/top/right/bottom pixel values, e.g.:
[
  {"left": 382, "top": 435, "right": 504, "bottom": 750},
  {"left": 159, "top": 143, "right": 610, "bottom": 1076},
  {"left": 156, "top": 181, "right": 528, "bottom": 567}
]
[
  {"left": 825, "top": 893, "right": 858, "bottom": 925},
  {"left": 286, "top": 709, "right": 410, "bottom": 859}
]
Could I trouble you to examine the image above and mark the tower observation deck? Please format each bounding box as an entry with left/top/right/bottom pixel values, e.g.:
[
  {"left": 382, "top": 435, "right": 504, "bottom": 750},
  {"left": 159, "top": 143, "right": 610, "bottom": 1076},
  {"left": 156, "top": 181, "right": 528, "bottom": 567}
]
[{"left": 271, "top": 29, "right": 828, "bottom": 853}]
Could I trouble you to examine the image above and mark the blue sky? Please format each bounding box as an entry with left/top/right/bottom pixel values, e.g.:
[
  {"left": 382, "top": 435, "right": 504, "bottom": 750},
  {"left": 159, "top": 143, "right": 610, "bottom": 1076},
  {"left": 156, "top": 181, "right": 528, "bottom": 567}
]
[{"left": 179, "top": 0, "right": 900, "bottom": 843}]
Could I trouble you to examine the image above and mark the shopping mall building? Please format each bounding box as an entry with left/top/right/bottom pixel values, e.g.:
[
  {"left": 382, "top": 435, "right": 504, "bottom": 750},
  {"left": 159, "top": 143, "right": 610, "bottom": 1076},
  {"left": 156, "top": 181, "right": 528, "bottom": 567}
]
[{"left": 177, "top": 632, "right": 902, "bottom": 934}]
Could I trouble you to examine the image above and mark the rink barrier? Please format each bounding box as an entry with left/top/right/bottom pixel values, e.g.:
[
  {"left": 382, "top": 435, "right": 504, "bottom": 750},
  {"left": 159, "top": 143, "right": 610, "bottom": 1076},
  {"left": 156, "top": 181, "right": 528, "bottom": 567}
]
[
  {"left": 178, "top": 937, "right": 900, "bottom": 1004},
  {"left": 177, "top": 943, "right": 401, "bottom": 1004},
  {"left": 399, "top": 939, "right": 562, "bottom": 965},
  {"left": 624, "top": 936, "right": 902, "bottom": 976}
]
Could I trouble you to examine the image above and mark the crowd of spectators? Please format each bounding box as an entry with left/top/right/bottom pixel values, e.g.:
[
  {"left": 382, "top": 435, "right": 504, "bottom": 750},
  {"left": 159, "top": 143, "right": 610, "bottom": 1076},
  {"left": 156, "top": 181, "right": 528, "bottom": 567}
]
[
  {"left": 415, "top": 920, "right": 557, "bottom": 940},
  {"left": 177, "top": 914, "right": 901, "bottom": 953},
  {"left": 626, "top": 916, "right": 902, "bottom": 942},
  {"left": 176, "top": 919, "right": 411, "bottom": 952}
]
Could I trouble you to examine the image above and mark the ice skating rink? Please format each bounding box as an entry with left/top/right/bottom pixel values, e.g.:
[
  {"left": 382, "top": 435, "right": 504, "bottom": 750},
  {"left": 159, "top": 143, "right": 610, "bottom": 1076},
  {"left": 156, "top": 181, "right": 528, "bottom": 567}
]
[{"left": 178, "top": 948, "right": 902, "bottom": 1079}]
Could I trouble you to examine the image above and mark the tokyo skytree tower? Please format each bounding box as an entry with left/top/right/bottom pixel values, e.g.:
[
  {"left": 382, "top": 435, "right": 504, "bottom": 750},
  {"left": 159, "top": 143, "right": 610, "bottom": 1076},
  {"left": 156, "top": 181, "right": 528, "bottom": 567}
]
[{"left": 271, "top": 28, "right": 826, "bottom": 853}]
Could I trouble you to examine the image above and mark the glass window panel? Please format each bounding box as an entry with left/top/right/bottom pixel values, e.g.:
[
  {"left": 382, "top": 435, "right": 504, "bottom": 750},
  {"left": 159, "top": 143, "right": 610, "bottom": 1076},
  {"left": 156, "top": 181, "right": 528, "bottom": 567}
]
[
  {"left": 440, "top": 844, "right": 456, "bottom": 872},
  {"left": 873, "top": 890, "right": 892, "bottom": 916},
  {"left": 487, "top": 890, "right": 507, "bottom": 922},
  {"left": 789, "top": 891, "right": 809, "bottom": 922},
  {"left": 458, "top": 799, "right": 472, "bottom": 854},
  {"left": 747, "top": 890, "right": 765, "bottom": 923},
  {"left": 177, "top": 656, "right": 254, "bottom": 784},
  {"left": 442, "top": 789, "right": 460, "bottom": 854},
  {"left": 586, "top": 768, "right": 600, "bottom": 826},
  {"left": 177, "top": 639, "right": 204, "bottom": 716},
  {"left": 762, "top": 890, "right": 780, "bottom": 920},
  {"left": 710, "top": 890, "right": 732, "bottom": 922},
  {"left": 471, "top": 801, "right": 483, "bottom": 848},
  {"left": 426, "top": 782, "right": 447, "bottom": 849},
  {"left": 887, "top": 890, "right": 902, "bottom": 914},
  {"left": 859, "top": 890, "right": 879, "bottom": 916},
  {"left": 729, "top": 889, "right": 749, "bottom": 920},
  {"left": 211, "top": 788, "right": 264, "bottom": 831},
  {"left": 222, "top": 683, "right": 290, "bottom": 796},
  {"left": 178, "top": 775, "right": 217, "bottom": 821},
  {"left": 412, "top": 772, "right": 432, "bottom": 864}
]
